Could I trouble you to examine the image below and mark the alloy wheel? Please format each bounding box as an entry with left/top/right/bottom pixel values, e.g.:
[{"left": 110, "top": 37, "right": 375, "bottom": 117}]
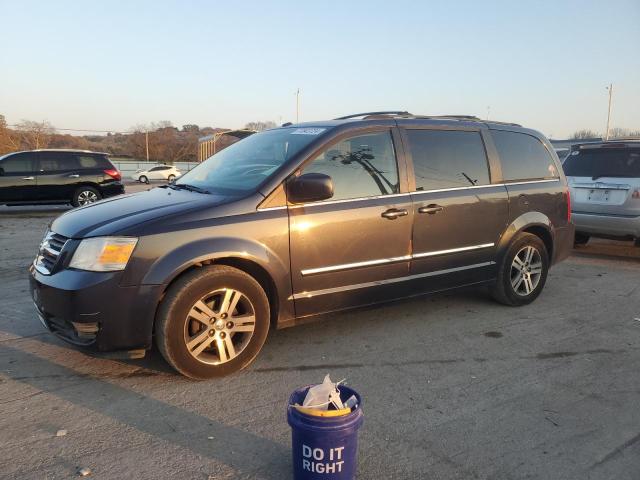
[
  {"left": 510, "top": 246, "right": 543, "bottom": 296},
  {"left": 77, "top": 190, "right": 98, "bottom": 205},
  {"left": 183, "top": 288, "right": 256, "bottom": 365}
]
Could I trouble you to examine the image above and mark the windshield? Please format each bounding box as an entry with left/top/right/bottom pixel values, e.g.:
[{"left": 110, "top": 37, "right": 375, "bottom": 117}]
[
  {"left": 563, "top": 147, "right": 640, "bottom": 179},
  {"left": 176, "top": 128, "right": 325, "bottom": 195}
]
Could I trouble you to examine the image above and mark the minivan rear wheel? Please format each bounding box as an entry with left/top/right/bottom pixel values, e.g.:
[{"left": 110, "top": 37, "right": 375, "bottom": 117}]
[
  {"left": 72, "top": 186, "right": 101, "bottom": 207},
  {"left": 490, "top": 232, "right": 549, "bottom": 306},
  {"left": 156, "top": 265, "right": 270, "bottom": 379}
]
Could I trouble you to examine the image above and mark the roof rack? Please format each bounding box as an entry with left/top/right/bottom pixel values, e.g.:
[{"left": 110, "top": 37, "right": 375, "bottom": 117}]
[
  {"left": 334, "top": 111, "right": 411, "bottom": 120},
  {"left": 333, "top": 111, "right": 521, "bottom": 127}
]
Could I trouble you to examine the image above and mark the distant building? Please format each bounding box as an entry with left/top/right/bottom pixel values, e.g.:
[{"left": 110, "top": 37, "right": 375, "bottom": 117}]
[{"left": 197, "top": 129, "right": 256, "bottom": 161}]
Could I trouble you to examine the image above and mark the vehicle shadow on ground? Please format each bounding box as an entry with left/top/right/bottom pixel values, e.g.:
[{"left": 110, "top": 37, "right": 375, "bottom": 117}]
[
  {"left": 0, "top": 343, "right": 291, "bottom": 479},
  {"left": 0, "top": 206, "right": 71, "bottom": 217}
]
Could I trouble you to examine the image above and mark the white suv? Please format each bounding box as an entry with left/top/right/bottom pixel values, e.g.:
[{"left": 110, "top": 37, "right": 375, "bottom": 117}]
[
  {"left": 564, "top": 141, "right": 640, "bottom": 246},
  {"left": 131, "top": 165, "right": 182, "bottom": 183}
]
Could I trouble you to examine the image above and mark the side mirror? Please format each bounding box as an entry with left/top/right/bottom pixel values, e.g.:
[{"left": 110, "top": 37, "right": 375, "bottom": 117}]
[
  {"left": 286, "top": 173, "right": 334, "bottom": 204},
  {"left": 0, "top": 167, "right": 4, "bottom": 176}
]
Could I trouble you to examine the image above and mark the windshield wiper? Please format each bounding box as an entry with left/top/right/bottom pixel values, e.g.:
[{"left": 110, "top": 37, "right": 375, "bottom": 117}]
[{"left": 170, "top": 183, "right": 211, "bottom": 194}]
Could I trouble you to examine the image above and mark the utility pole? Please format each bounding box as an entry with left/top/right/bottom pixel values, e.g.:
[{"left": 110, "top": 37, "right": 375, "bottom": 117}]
[
  {"left": 145, "top": 130, "right": 150, "bottom": 161},
  {"left": 605, "top": 84, "right": 613, "bottom": 141},
  {"left": 486, "top": 106, "right": 490, "bottom": 121},
  {"left": 295, "top": 88, "right": 300, "bottom": 123}
]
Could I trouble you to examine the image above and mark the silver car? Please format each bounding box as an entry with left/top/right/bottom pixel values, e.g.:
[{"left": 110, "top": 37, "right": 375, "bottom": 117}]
[{"left": 564, "top": 141, "right": 640, "bottom": 246}]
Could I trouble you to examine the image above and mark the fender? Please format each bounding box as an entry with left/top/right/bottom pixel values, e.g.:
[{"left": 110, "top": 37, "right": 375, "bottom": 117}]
[
  {"left": 141, "top": 236, "right": 291, "bottom": 289},
  {"left": 495, "top": 211, "right": 553, "bottom": 264},
  {"left": 137, "top": 235, "right": 295, "bottom": 326}
]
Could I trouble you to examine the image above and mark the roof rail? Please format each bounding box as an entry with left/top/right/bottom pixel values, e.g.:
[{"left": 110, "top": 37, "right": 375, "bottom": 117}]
[
  {"left": 334, "top": 111, "right": 411, "bottom": 120},
  {"left": 332, "top": 112, "right": 522, "bottom": 127}
]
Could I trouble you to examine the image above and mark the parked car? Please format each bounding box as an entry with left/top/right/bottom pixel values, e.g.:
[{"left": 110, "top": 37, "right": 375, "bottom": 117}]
[
  {"left": 564, "top": 140, "right": 640, "bottom": 246},
  {"left": 29, "top": 112, "right": 573, "bottom": 379},
  {"left": 0, "top": 149, "right": 124, "bottom": 207},
  {"left": 131, "top": 165, "right": 182, "bottom": 183}
]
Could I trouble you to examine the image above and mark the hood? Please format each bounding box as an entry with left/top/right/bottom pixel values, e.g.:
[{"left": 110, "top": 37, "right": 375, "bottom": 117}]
[{"left": 51, "top": 187, "right": 235, "bottom": 238}]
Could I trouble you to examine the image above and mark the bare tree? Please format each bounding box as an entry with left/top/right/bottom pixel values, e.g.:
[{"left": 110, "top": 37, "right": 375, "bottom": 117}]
[
  {"left": 244, "top": 121, "right": 277, "bottom": 132},
  {"left": 0, "top": 114, "right": 19, "bottom": 155},
  {"left": 608, "top": 127, "right": 640, "bottom": 139},
  {"left": 15, "top": 120, "right": 55, "bottom": 149},
  {"left": 570, "top": 129, "right": 601, "bottom": 140}
]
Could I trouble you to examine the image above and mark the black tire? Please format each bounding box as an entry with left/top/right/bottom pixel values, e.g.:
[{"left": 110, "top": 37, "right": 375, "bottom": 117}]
[
  {"left": 490, "top": 232, "right": 549, "bottom": 306},
  {"left": 71, "top": 186, "right": 101, "bottom": 207},
  {"left": 139, "top": 175, "right": 149, "bottom": 184},
  {"left": 167, "top": 174, "right": 176, "bottom": 183},
  {"left": 574, "top": 232, "right": 590, "bottom": 246},
  {"left": 156, "top": 265, "right": 270, "bottom": 379}
]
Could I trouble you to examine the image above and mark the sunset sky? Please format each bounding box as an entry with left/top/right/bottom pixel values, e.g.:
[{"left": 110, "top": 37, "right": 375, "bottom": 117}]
[{"left": 1, "top": 0, "right": 639, "bottom": 138}]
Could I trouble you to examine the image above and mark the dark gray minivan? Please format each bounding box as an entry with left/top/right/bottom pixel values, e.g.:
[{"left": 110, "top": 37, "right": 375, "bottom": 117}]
[{"left": 29, "top": 112, "right": 574, "bottom": 378}]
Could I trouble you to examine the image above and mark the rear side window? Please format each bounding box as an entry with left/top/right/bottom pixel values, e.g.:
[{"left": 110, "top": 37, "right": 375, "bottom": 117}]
[
  {"left": 492, "top": 130, "right": 558, "bottom": 181},
  {"left": 302, "top": 131, "right": 399, "bottom": 200},
  {"left": 563, "top": 147, "right": 640, "bottom": 178},
  {"left": 0, "top": 153, "right": 36, "bottom": 173},
  {"left": 405, "top": 129, "right": 490, "bottom": 191},
  {"left": 39, "top": 152, "right": 79, "bottom": 171}
]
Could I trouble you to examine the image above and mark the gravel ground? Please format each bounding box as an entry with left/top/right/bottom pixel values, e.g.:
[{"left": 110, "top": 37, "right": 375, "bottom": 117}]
[{"left": 0, "top": 203, "right": 638, "bottom": 480}]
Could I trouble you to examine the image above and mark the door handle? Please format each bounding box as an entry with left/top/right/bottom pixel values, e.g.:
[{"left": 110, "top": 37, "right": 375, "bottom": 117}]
[
  {"left": 68, "top": 174, "right": 80, "bottom": 178},
  {"left": 381, "top": 208, "right": 408, "bottom": 220},
  {"left": 418, "top": 204, "right": 444, "bottom": 215},
  {"left": 22, "top": 176, "right": 35, "bottom": 180}
]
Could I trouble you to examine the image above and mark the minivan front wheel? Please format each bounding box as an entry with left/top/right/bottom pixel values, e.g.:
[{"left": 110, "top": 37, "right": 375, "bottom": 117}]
[
  {"left": 72, "top": 186, "right": 101, "bottom": 207},
  {"left": 156, "top": 265, "right": 270, "bottom": 379},
  {"left": 490, "top": 232, "right": 549, "bottom": 306}
]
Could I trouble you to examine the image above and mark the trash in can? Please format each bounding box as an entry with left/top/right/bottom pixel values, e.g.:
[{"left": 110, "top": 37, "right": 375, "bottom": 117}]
[{"left": 287, "top": 375, "right": 364, "bottom": 479}]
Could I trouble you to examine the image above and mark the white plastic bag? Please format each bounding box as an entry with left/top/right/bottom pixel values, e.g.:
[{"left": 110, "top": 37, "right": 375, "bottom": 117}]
[{"left": 302, "top": 374, "right": 344, "bottom": 410}]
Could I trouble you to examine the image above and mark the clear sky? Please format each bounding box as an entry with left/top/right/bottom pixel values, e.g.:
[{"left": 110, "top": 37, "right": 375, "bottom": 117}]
[{"left": 1, "top": 0, "right": 638, "bottom": 138}]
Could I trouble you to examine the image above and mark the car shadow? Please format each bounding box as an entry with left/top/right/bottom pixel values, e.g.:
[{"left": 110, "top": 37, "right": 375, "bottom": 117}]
[{"left": 0, "top": 343, "right": 291, "bottom": 478}]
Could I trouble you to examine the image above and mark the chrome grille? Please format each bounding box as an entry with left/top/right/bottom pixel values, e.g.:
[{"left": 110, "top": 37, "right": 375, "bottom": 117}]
[{"left": 34, "top": 231, "right": 68, "bottom": 274}]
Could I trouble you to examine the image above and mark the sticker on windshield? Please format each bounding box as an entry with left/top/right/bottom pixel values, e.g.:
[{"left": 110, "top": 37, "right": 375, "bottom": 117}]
[{"left": 291, "top": 128, "right": 326, "bottom": 135}]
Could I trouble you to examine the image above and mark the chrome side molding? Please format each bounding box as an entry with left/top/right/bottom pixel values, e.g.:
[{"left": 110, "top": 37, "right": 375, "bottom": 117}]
[{"left": 301, "top": 243, "right": 495, "bottom": 276}]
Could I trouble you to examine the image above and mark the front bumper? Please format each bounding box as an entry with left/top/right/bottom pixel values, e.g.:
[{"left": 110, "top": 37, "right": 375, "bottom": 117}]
[
  {"left": 29, "top": 265, "right": 163, "bottom": 352},
  {"left": 572, "top": 211, "right": 640, "bottom": 238}
]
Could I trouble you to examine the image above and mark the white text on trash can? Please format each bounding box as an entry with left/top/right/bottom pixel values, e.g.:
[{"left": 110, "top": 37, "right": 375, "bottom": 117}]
[{"left": 302, "top": 444, "right": 345, "bottom": 474}]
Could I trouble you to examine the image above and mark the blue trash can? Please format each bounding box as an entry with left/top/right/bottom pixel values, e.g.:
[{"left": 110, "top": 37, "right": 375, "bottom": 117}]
[{"left": 287, "top": 385, "right": 364, "bottom": 480}]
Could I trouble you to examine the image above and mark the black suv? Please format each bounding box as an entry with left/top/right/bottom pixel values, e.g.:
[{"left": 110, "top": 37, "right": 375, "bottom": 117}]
[
  {"left": 0, "top": 149, "right": 124, "bottom": 207},
  {"left": 29, "top": 112, "right": 574, "bottom": 379}
]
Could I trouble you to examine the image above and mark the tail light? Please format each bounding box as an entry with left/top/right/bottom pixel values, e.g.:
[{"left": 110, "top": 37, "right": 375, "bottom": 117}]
[
  {"left": 104, "top": 169, "right": 121, "bottom": 181},
  {"left": 565, "top": 188, "right": 571, "bottom": 222},
  {"left": 633, "top": 189, "right": 640, "bottom": 199}
]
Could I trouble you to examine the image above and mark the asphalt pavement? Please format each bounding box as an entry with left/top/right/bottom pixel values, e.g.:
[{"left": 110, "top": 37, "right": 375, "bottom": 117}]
[{"left": 0, "top": 199, "right": 639, "bottom": 479}]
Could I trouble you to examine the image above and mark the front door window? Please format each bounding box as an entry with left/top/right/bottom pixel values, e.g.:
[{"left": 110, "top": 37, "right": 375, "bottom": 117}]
[{"left": 301, "top": 131, "right": 399, "bottom": 201}]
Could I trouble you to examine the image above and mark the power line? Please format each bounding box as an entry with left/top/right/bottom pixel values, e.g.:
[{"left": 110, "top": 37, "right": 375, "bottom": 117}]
[{"left": 7, "top": 124, "right": 129, "bottom": 134}]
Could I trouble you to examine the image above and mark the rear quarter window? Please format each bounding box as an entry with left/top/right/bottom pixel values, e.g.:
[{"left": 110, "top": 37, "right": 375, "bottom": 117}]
[
  {"left": 75, "top": 155, "right": 111, "bottom": 169},
  {"left": 492, "top": 130, "right": 558, "bottom": 181}
]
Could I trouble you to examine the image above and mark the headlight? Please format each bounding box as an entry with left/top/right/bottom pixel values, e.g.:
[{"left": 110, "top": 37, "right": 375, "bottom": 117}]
[{"left": 69, "top": 237, "right": 138, "bottom": 272}]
